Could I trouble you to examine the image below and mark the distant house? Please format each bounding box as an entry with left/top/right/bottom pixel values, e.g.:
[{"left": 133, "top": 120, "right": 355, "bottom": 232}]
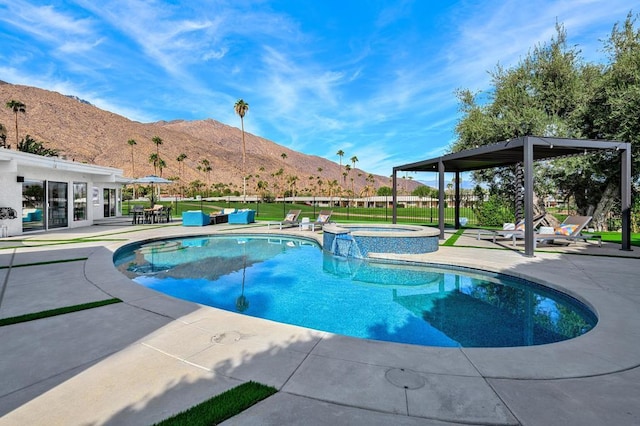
[{"left": 0, "top": 149, "right": 127, "bottom": 236}]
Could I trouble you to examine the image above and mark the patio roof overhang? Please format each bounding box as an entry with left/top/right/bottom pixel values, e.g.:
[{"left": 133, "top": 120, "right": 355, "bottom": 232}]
[
  {"left": 395, "top": 137, "right": 628, "bottom": 173},
  {"left": 392, "top": 136, "right": 632, "bottom": 256}
]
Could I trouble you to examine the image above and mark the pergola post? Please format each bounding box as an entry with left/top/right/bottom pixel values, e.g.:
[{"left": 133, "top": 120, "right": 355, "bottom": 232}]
[
  {"left": 454, "top": 171, "right": 461, "bottom": 228},
  {"left": 392, "top": 169, "right": 397, "bottom": 224},
  {"left": 438, "top": 159, "right": 445, "bottom": 239},
  {"left": 621, "top": 144, "right": 632, "bottom": 251},
  {"left": 523, "top": 137, "right": 535, "bottom": 257}
]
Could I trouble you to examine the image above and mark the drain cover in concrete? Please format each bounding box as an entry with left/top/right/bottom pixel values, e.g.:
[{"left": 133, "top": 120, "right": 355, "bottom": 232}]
[
  {"left": 212, "top": 331, "right": 242, "bottom": 344},
  {"left": 385, "top": 368, "right": 426, "bottom": 389}
]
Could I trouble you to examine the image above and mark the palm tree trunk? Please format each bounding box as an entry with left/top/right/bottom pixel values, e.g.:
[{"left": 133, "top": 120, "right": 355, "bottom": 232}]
[
  {"left": 14, "top": 112, "right": 19, "bottom": 146},
  {"left": 241, "top": 117, "right": 246, "bottom": 202}
]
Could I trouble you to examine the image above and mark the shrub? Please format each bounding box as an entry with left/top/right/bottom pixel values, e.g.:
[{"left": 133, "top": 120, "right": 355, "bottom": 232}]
[{"left": 475, "top": 194, "right": 514, "bottom": 227}]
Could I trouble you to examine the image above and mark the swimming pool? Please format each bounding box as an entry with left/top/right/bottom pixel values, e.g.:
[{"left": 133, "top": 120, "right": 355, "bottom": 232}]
[{"left": 114, "top": 235, "right": 597, "bottom": 348}]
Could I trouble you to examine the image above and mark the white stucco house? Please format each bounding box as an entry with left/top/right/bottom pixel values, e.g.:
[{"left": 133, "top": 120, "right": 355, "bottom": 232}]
[{"left": 0, "top": 149, "right": 127, "bottom": 237}]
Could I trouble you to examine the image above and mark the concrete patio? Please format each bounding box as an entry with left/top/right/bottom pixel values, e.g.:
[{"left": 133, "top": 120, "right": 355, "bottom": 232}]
[{"left": 0, "top": 220, "right": 638, "bottom": 425}]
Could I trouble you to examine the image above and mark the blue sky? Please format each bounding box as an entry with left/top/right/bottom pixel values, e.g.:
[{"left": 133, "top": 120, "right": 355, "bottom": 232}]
[{"left": 0, "top": 1, "right": 633, "bottom": 177}]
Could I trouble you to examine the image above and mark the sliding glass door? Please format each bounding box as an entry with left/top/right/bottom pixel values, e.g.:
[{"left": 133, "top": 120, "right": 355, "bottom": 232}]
[
  {"left": 48, "top": 181, "right": 68, "bottom": 228},
  {"left": 22, "top": 180, "right": 45, "bottom": 232}
]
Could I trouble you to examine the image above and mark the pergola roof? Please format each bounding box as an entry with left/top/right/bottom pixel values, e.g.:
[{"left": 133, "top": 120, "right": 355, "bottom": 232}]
[
  {"left": 395, "top": 136, "right": 628, "bottom": 173},
  {"left": 391, "top": 136, "right": 632, "bottom": 256}
]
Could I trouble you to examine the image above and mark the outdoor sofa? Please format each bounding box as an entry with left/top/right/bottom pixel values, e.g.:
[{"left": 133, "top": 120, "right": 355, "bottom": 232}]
[
  {"left": 228, "top": 209, "right": 256, "bottom": 224},
  {"left": 182, "top": 210, "right": 211, "bottom": 226}
]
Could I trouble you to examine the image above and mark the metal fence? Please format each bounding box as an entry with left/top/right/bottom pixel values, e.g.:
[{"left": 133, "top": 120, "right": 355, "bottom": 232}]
[
  {"left": 253, "top": 195, "right": 482, "bottom": 226},
  {"left": 138, "top": 193, "right": 628, "bottom": 230}
]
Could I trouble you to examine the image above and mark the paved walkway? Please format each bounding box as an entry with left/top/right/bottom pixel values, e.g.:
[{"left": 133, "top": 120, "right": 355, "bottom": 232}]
[{"left": 0, "top": 221, "right": 639, "bottom": 425}]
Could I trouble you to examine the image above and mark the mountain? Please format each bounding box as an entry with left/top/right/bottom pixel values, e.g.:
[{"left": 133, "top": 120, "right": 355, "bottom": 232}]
[{"left": 0, "top": 82, "right": 419, "bottom": 195}]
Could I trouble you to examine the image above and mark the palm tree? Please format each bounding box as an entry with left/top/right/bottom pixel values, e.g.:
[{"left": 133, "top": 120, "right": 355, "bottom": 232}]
[
  {"left": 328, "top": 179, "right": 338, "bottom": 206},
  {"left": 287, "top": 174, "right": 298, "bottom": 197},
  {"left": 127, "top": 139, "right": 137, "bottom": 177},
  {"left": 234, "top": 99, "right": 249, "bottom": 201},
  {"left": 127, "top": 138, "right": 137, "bottom": 199},
  {"left": 257, "top": 180, "right": 269, "bottom": 201},
  {"left": 152, "top": 136, "right": 163, "bottom": 158},
  {"left": 158, "top": 158, "right": 166, "bottom": 177},
  {"left": 350, "top": 155, "right": 358, "bottom": 198},
  {"left": 274, "top": 167, "right": 285, "bottom": 198},
  {"left": 6, "top": 100, "right": 26, "bottom": 147},
  {"left": 200, "top": 159, "right": 210, "bottom": 180},
  {"left": 176, "top": 153, "right": 187, "bottom": 174},
  {"left": 336, "top": 150, "right": 344, "bottom": 181},
  {"left": 176, "top": 153, "right": 187, "bottom": 197},
  {"left": 281, "top": 152, "right": 287, "bottom": 161},
  {"left": 366, "top": 173, "right": 375, "bottom": 197},
  {"left": 149, "top": 153, "right": 159, "bottom": 175},
  {"left": 151, "top": 136, "right": 163, "bottom": 188},
  {"left": 0, "top": 122, "right": 7, "bottom": 148}
]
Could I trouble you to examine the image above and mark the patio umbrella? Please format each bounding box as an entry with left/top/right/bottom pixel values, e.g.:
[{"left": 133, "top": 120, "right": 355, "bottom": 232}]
[{"left": 133, "top": 175, "right": 172, "bottom": 204}]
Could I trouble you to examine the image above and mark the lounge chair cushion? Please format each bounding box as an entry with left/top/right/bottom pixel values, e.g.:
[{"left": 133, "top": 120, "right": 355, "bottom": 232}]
[
  {"left": 285, "top": 213, "right": 297, "bottom": 221},
  {"left": 317, "top": 214, "right": 330, "bottom": 223},
  {"left": 555, "top": 224, "right": 578, "bottom": 236}
]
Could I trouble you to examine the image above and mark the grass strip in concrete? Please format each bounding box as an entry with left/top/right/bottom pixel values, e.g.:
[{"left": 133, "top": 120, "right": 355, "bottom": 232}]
[
  {"left": 0, "top": 257, "right": 88, "bottom": 269},
  {"left": 154, "top": 381, "right": 277, "bottom": 426},
  {"left": 0, "top": 298, "right": 122, "bottom": 326},
  {"left": 442, "top": 228, "right": 465, "bottom": 246}
]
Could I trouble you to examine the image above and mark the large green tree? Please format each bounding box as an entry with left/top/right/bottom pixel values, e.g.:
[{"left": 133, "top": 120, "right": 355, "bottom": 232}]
[{"left": 453, "top": 16, "right": 640, "bottom": 230}]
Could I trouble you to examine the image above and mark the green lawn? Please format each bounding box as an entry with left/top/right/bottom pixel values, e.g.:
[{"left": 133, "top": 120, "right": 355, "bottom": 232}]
[
  {"left": 121, "top": 201, "right": 639, "bottom": 246},
  {"left": 133, "top": 200, "right": 451, "bottom": 224},
  {"left": 594, "top": 231, "right": 640, "bottom": 246}
]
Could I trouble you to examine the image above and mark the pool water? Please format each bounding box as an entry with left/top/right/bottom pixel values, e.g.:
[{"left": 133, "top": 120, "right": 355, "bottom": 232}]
[{"left": 114, "top": 235, "right": 597, "bottom": 348}]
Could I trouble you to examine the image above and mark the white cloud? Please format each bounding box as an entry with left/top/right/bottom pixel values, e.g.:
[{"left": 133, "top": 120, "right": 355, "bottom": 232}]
[
  {"left": 0, "top": 1, "right": 97, "bottom": 46},
  {"left": 58, "top": 37, "right": 105, "bottom": 54},
  {"left": 203, "top": 47, "right": 229, "bottom": 61}
]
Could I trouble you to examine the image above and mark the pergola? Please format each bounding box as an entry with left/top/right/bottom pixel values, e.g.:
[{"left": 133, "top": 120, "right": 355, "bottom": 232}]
[{"left": 392, "top": 136, "right": 632, "bottom": 257}]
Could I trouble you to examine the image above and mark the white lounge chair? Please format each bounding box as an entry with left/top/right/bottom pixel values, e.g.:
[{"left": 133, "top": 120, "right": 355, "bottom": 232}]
[
  {"left": 268, "top": 209, "right": 302, "bottom": 230},
  {"left": 300, "top": 210, "right": 332, "bottom": 231},
  {"left": 477, "top": 213, "right": 545, "bottom": 246},
  {"left": 534, "top": 215, "right": 601, "bottom": 248}
]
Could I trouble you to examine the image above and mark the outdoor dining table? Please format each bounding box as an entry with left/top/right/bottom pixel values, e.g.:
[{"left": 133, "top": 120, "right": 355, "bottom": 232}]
[
  {"left": 144, "top": 208, "right": 162, "bottom": 224},
  {"left": 131, "top": 208, "right": 145, "bottom": 224}
]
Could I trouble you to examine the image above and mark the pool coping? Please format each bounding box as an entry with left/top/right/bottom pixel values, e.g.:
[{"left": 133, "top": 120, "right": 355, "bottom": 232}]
[{"left": 102, "top": 227, "right": 640, "bottom": 381}]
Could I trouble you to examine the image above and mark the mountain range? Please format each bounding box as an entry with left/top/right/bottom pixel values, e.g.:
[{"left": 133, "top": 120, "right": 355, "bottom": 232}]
[{"left": 0, "top": 81, "right": 420, "bottom": 195}]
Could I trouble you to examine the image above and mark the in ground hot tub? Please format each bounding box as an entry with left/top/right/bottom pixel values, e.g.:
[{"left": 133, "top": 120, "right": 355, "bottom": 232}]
[{"left": 323, "top": 223, "right": 440, "bottom": 258}]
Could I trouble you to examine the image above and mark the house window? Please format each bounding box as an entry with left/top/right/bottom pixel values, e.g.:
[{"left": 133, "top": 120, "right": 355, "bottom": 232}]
[{"left": 74, "top": 182, "right": 87, "bottom": 221}]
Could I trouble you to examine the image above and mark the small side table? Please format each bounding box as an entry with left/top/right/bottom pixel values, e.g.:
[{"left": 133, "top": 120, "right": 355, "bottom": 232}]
[
  {"left": 539, "top": 226, "right": 554, "bottom": 235},
  {"left": 211, "top": 214, "right": 229, "bottom": 224}
]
